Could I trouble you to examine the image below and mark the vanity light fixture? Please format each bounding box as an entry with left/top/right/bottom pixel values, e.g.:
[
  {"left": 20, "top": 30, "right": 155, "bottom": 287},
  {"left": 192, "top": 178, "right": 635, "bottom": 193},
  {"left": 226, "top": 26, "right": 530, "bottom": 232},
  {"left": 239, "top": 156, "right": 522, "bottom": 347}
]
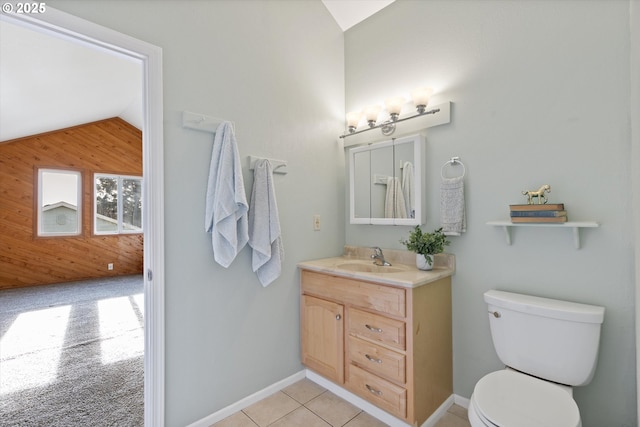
[
  {"left": 342, "top": 87, "right": 439, "bottom": 138},
  {"left": 363, "top": 105, "right": 382, "bottom": 128},
  {"left": 346, "top": 111, "right": 362, "bottom": 134},
  {"left": 385, "top": 96, "right": 405, "bottom": 122},
  {"left": 411, "top": 87, "right": 433, "bottom": 114}
]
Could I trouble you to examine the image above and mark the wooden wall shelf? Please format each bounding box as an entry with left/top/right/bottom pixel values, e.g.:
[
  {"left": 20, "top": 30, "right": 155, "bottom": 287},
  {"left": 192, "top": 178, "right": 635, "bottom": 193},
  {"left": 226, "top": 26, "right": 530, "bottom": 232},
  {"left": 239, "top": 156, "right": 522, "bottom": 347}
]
[{"left": 486, "top": 220, "right": 599, "bottom": 249}]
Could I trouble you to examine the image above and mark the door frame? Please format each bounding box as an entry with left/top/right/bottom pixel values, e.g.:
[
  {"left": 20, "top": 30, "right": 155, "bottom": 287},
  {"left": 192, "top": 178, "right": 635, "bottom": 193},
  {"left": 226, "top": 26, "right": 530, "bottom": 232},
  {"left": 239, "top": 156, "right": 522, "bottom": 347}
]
[{"left": 1, "top": 6, "right": 166, "bottom": 426}]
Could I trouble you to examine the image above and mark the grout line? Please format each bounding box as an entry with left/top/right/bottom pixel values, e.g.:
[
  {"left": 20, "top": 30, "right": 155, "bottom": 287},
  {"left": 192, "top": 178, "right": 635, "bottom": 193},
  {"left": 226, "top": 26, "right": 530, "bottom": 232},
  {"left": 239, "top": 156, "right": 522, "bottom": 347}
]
[{"left": 338, "top": 410, "right": 364, "bottom": 427}]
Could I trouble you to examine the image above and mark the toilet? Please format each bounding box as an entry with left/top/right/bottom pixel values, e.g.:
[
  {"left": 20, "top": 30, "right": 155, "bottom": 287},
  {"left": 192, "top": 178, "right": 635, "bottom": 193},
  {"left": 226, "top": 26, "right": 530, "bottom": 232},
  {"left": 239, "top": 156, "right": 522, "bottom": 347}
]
[{"left": 468, "top": 290, "right": 605, "bottom": 427}]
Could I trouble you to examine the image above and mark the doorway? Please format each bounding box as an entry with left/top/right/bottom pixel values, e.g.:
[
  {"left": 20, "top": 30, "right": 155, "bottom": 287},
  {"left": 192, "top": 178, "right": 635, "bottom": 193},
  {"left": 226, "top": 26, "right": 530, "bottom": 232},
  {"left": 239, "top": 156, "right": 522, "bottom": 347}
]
[{"left": 0, "top": 7, "right": 165, "bottom": 426}]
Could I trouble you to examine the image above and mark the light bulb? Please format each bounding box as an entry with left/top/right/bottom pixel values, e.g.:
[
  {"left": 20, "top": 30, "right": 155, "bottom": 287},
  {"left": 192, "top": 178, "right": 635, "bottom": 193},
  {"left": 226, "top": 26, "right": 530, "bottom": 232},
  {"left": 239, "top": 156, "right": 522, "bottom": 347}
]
[
  {"left": 385, "top": 96, "right": 406, "bottom": 121},
  {"left": 363, "top": 105, "right": 381, "bottom": 127},
  {"left": 346, "top": 111, "right": 362, "bottom": 133},
  {"left": 411, "top": 87, "right": 433, "bottom": 113}
]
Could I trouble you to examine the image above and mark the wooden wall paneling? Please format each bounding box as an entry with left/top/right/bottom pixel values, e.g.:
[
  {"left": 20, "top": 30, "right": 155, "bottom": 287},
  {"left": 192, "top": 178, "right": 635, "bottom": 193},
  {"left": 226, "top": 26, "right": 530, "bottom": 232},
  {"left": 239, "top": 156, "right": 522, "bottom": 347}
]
[{"left": 0, "top": 117, "right": 144, "bottom": 290}]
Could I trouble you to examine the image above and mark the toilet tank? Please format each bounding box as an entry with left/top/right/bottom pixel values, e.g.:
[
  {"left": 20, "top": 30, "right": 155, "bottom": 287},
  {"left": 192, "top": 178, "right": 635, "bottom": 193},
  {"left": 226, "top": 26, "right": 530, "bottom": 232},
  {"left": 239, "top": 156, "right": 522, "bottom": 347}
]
[{"left": 484, "top": 290, "right": 605, "bottom": 386}]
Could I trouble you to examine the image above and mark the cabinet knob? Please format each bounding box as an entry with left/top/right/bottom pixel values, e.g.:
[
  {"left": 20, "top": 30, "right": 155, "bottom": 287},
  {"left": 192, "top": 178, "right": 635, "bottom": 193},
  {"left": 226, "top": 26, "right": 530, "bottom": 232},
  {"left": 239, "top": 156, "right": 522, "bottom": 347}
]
[{"left": 335, "top": 314, "right": 342, "bottom": 320}]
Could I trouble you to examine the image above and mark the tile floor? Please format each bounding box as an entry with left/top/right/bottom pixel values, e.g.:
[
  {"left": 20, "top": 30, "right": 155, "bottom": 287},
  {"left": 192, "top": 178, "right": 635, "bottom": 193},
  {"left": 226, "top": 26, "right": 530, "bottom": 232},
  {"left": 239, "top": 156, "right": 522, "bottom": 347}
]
[{"left": 211, "top": 379, "right": 470, "bottom": 427}]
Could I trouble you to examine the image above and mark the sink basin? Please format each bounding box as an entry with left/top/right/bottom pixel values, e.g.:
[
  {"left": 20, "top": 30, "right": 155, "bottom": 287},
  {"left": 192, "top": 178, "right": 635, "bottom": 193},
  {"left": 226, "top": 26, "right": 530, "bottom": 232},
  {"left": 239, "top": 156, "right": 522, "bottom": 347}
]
[{"left": 335, "top": 262, "right": 407, "bottom": 274}]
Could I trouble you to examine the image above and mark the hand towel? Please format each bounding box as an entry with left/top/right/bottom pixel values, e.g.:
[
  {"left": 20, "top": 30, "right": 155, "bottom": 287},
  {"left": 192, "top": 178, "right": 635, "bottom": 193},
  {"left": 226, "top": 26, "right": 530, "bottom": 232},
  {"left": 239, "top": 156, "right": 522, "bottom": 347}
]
[
  {"left": 385, "top": 177, "right": 407, "bottom": 219},
  {"left": 248, "top": 159, "right": 284, "bottom": 287},
  {"left": 401, "top": 161, "right": 415, "bottom": 218},
  {"left": 440, "top": 175, "right": 466, "bottom": 236},
  {"left": 204, "top": 121, "right": 249, "bottom": 267}
]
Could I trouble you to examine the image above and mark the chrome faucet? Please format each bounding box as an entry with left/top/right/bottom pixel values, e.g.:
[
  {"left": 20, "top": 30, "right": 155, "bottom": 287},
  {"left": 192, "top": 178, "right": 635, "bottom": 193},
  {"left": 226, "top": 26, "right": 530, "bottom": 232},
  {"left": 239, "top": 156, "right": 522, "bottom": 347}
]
[{"left": 370, "top": 247, "right": 392, "bottom": 266}]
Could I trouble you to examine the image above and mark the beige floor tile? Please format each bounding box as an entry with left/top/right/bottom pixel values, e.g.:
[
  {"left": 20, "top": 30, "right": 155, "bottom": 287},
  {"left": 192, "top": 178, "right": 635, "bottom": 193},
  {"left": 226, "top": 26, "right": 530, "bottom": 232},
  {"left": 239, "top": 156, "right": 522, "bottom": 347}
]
[
  {"left": 282, "top": 379, "right": 326, "bottom": 404},
  {"left": 433, "top": 411, "right": 471, "bottom": 427},
  {"left": 210, "top": 411, "right": 258, "bottom": 427},
  {"left": 446, "top": 404, "right": 469, "bottom": 421},
  {"left": 269, "top": 406, "right": 332, "bottom": 427},
  {"left": 243, "top": 392, "right": 301, "bottom": 427},
  {"left": 306, "top": 391, "right": 362, "bottom": 427},
  {"left": 343, "top": 411, "right": 390, "bottom": 427}
]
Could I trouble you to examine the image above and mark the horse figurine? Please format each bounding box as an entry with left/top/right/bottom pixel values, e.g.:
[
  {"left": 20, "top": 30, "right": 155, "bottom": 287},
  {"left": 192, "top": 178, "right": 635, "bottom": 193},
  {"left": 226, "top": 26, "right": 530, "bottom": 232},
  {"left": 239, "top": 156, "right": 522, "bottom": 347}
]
[{"left": 522, "top": 184, "right": 551, "bottom": 205}]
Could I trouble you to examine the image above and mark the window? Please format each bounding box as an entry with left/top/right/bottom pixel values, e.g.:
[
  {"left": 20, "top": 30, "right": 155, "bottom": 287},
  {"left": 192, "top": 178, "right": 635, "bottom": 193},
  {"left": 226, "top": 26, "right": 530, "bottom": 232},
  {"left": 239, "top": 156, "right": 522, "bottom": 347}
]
[
  {"left": 94, "top": 174, "right": 143, "bottom": 235},
  {"left": 37, "top": 169, "right": 82, "bottom": 237}
]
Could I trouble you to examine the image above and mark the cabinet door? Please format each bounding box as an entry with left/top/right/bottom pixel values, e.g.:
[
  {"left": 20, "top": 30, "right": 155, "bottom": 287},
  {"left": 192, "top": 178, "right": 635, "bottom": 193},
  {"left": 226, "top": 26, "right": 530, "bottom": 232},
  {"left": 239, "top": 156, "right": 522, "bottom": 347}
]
[{"left": 301, "top": 295, "right": 344, "bottom": 383}]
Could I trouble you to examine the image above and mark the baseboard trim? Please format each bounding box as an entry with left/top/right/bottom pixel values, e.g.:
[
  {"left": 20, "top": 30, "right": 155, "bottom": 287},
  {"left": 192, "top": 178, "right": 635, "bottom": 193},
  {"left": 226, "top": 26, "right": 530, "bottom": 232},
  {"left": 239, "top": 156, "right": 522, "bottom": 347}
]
[
  {"left": 306, "top": 370, "right": 460, "bottom": 427},
  {"left": 185, "top": 370, "right": 306, "bottom": 427},
  {"left": 186, "top": 368, "right": 468, "bottom": 427},
  {"left": 305, "top": 370, "right": 411, "bottom": 427},
  {"left": 454, "top": 394, "right": 470, "bottom": 409},
  {"left": 420, "top": 394, "right": 455, "bottom": 427}
]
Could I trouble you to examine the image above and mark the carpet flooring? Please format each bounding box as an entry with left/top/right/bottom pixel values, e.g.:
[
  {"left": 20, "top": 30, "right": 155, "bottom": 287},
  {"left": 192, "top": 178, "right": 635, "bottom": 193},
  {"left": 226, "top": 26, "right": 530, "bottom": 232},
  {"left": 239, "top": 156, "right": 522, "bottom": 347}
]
[{"left": 0, "top": 276, "right": 144, "bottom": 426}]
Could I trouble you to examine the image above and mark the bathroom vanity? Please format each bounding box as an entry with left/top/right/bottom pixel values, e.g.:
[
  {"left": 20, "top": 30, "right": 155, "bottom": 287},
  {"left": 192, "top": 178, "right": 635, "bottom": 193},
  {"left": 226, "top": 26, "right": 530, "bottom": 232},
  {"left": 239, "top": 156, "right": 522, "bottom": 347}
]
[{"left": 298, "top": 248, "right": 454, "bottom": 426}]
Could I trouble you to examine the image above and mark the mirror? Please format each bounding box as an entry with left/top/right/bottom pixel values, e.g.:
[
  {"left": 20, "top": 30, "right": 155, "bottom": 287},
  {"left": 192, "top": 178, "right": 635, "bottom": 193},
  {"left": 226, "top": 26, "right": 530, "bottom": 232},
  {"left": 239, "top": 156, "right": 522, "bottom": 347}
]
[{"left": 349, "top": 134, "right": 423, "bottom": 225}]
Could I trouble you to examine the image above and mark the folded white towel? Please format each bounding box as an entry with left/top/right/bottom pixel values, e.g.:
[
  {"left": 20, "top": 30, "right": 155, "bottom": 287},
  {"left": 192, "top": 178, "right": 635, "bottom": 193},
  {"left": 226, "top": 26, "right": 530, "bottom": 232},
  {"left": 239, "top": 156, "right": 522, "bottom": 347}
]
[
  {"left": 385, "top": 177, "right": 407, "bottom": 219},
  {"left": 204, "top": 122, "right": 249, "bottom": 267},
  {"left": 248, "top": 159, "right": 284, "bottom": 287},
  {"left": 401, "top": 161, "right": 415, "bottom": 218},
  {"left": 440, "top": 175, "right": 466, "bottom": 236}
]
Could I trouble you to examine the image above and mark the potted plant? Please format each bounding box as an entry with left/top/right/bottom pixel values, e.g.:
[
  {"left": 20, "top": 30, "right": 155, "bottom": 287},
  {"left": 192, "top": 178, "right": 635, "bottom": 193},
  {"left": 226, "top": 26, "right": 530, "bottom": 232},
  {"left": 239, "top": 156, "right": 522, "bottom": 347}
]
[{"left": 400, "top": 226, "right": 450, "bottom": 270}]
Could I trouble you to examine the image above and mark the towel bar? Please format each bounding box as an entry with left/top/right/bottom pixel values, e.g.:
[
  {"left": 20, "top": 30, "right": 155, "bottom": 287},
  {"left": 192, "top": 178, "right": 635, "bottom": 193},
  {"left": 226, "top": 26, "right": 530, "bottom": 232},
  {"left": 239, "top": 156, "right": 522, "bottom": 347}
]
[
  {"left": 248, "top": 156, "right": 287, "bottom": 174},
  {"left": 182, "top": 110, "right": 235, "bottom": 133}
]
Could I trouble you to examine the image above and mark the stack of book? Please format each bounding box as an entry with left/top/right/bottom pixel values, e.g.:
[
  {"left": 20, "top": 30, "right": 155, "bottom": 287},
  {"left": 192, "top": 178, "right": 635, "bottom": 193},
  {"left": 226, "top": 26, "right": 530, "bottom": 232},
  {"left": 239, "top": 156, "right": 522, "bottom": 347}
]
[{"left": 509, "top": 203, "right": 568, "bottom": 223}]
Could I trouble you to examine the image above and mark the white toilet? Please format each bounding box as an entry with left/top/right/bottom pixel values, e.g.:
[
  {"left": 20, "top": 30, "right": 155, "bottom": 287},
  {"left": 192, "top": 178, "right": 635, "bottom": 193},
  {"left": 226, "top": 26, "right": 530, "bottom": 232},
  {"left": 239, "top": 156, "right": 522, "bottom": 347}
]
[{"left": 468, "top": 290, "right": 605, "bottom": 427}]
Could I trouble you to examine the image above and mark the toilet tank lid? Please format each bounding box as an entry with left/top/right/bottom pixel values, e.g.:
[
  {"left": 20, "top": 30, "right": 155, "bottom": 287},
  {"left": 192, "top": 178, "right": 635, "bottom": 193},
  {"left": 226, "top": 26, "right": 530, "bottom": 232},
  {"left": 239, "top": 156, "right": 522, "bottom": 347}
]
[{"left": 484, "top": 290, "right": 605, "bottom": 324}]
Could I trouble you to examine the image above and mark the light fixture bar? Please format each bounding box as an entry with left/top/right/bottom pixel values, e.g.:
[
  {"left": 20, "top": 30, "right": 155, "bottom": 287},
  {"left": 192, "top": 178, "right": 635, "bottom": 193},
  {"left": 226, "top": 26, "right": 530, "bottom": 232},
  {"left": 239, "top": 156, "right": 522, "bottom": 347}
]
[{"left": 340, "top": 108, "right": 441, "bottom": 139}]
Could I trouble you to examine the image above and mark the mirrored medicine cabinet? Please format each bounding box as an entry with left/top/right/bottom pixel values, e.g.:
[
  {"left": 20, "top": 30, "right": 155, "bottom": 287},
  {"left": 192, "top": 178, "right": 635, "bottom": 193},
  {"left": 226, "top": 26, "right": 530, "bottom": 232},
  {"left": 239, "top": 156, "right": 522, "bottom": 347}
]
[{"left": 349, "top": 134, "right": 424, "bottom": 225}]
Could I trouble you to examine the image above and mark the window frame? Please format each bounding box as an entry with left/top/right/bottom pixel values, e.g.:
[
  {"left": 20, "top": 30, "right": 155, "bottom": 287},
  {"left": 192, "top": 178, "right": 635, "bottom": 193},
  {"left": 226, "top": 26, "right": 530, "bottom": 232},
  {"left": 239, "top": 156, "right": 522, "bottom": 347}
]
[
  {"left": 93, "top": 173, "right": 143, "bottom": 235},
  {"left": 36, "top": 168, "right": 83, "bottom": 238}
]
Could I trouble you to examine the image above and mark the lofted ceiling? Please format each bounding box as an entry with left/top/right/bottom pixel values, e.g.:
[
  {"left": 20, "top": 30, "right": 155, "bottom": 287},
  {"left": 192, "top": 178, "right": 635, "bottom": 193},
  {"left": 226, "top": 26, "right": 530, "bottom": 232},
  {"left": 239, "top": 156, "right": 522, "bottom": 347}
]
[
  {"left": 0, "top": 20, "right": 142, "bottom": 142},
  {"left": 322, "top": 0, "right": 395, "bottom": 31},
  {"left": 0, "top": 1, "right": 394, "bottom": 142}
]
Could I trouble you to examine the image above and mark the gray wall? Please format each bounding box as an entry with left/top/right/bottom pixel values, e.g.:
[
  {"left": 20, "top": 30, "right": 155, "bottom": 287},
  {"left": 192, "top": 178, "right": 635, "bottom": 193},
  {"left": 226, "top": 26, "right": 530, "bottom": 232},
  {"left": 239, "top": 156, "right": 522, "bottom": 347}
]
[
  {"left": 345, "top": 1, "right": 636, "bottom": 426},
  {"left": 48, "top": 1, "right": 345, "bottom": 426},
  {"left": 632, "top": 0, "right": 640, "bottom": 423}
]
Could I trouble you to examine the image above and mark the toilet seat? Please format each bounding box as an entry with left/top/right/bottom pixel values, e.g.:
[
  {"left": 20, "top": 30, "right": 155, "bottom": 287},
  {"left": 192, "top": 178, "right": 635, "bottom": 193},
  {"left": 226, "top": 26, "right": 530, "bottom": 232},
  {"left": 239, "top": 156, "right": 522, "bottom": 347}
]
[{"left": 471, "top": 370, "right": 581, "bottom": 427}]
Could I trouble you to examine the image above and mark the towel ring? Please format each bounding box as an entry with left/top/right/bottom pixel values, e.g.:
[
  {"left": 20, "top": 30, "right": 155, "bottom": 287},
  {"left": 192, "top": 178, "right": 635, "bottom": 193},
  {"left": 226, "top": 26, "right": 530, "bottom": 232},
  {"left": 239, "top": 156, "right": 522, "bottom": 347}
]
[{"left": 441, "top": 157, "right": 466, "bottom": 179}]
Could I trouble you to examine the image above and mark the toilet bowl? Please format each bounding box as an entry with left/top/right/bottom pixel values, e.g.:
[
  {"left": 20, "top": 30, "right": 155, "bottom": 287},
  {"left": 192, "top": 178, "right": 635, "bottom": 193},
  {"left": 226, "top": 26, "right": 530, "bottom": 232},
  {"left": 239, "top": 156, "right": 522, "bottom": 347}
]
[
  {"left": 468, "top": 290, "right": 605, "bottom": 427},
  {"left": 468, "top": 369, "right": 581, "bottom": 427}
]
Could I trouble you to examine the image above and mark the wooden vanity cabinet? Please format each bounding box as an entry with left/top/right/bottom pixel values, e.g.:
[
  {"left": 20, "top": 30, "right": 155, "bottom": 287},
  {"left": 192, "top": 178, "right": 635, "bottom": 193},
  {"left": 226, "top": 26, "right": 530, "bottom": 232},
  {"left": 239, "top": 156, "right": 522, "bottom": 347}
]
[
  {"left": 301, "top": 294, "right": 344, "bottom": 383},
  {"left": 300, "top": 269, "right": 452, "bottom": 426}
]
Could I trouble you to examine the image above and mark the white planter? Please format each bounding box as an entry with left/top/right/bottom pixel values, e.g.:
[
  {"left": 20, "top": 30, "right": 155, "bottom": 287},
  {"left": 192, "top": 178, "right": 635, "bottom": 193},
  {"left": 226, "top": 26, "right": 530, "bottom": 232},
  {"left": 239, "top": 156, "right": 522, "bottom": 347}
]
[{"left": 416, "top": 254, "right": 434, "bottom": 271}]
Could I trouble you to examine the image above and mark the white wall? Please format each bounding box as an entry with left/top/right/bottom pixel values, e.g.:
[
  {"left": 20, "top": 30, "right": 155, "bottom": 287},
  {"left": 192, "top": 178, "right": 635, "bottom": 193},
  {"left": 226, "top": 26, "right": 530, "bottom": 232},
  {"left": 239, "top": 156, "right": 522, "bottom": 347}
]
[
  {"left": 345, "top": 1, "right": 636, "bottom": 426},
  {"left": 48, "top": 1, "right": 345, "bottom": 426}
]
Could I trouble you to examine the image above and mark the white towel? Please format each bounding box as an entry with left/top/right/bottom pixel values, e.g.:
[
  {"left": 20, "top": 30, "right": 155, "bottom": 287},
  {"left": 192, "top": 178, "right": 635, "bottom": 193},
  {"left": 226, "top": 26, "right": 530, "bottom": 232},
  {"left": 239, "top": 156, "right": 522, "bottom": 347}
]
[
  {"left": 204, "top": 121, "right": 249, "bottom": 267},
  {"left": 401, "top": 161, "right": 414, "bottom": 218},
  {"left": 440, "top": 175, "right": 466, "bottom": 236},
  {"left": 248, "top": 159, "right": 284, "bottom": 287},
  {"left": 385, "top": 177, "right": 407, "bottom": 219}
]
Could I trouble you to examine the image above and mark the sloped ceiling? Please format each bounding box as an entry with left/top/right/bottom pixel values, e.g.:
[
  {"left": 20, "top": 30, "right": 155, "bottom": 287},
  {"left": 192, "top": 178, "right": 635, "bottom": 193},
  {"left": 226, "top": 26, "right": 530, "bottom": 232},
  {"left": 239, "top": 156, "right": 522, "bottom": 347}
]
[
  {"left": 322, "top": 0, "right": 395, "bottom": 31},
  {"left": 0, "top": 20, "right": 142, "bottom": 142},
  {"left": 0, "top": 1, "right": 394, "bottom": 142}
]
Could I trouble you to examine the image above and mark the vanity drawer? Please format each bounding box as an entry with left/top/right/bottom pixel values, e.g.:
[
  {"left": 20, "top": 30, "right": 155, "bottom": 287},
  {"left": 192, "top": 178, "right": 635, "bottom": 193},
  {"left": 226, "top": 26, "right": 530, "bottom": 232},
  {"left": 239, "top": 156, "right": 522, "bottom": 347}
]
[
  {"left": 348, "top": 336, "right": 406, "bottom": 384},
  {"left": 348, "top": 364, "right": 407, "bottom": 419},
  {"left": 348, "top": 308, "right": 406, "bottom": 350},
  {"left": 301, "top": 270, "right": 406, "bottom": 317}
]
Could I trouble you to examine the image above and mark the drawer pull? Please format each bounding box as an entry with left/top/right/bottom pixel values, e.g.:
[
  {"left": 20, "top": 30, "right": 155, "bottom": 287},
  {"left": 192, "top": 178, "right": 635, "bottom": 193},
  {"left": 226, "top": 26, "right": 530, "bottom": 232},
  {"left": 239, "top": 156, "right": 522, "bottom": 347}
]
[
  {"left": 365, "top": 354, "right": 382, "bottom": 364},
  {"left": 366, "top": 384, "right": 383, "bottom": 396},
  {"left": 365, "top": 324, "right": 383, "bottom": 333}
]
